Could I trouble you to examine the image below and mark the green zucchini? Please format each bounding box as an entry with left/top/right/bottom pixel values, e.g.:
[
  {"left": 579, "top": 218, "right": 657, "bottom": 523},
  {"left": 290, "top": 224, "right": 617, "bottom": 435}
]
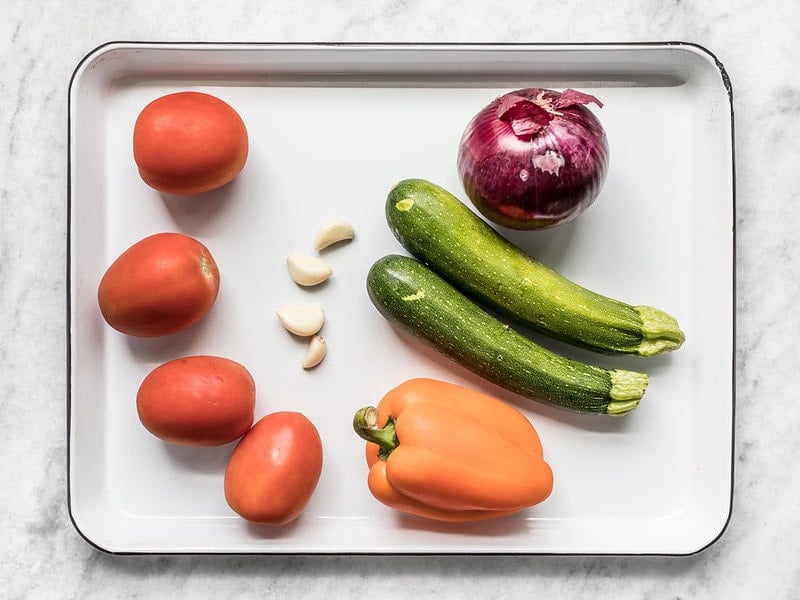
[
  {"left": 367, "top": 254, "right": 648, "bottom": 415},
  {"left": 386, "top": 178, "right": 685, "bottom": 357}
]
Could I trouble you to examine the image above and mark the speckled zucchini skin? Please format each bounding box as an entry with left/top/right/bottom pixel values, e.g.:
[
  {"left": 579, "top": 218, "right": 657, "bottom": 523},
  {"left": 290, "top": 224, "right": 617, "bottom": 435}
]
[{"left": 366, "top": 254, "right": 648, "bottom": 416}]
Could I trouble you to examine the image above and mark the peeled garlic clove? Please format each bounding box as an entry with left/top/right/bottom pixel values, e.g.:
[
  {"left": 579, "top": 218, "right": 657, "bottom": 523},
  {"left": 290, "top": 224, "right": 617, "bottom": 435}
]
[
  {"left": 287, "top": 253, "right": 332, "bottom": 286},
  {"left": 314, "top": 218, "right": 355, "bottom": 251},
  {"left": 302, "top": 335, "right": 327, "bottom": 369},
  {"left": 276, "top": 304, "right": 324, "bottom": 336}
]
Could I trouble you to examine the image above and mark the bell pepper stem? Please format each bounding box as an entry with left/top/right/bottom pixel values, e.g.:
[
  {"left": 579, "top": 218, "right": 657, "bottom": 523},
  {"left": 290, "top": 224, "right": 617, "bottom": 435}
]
[{"left": 353, "top": 406, "right": 398, "bottom": 460}]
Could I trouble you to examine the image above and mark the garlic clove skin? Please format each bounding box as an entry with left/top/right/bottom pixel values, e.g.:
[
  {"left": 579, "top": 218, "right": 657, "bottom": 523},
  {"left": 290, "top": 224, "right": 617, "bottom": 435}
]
[
  {"left": 286, "top": 253, "right": 333, "bottom": 286},
  {"left": 301, "top": 335, "right": 327, "bottom": 369},
  {"left": 314, "top": 218, "right": 355, "bottom": 251},
  {"left": 276, "top": 305, "right": 324, "bottom": 337}
]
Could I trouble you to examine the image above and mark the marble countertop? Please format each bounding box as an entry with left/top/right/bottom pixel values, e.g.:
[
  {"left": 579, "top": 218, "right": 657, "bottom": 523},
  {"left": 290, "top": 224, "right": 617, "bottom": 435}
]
[{"left": 3, "top": 0, "right": 798, "bottom": 597}]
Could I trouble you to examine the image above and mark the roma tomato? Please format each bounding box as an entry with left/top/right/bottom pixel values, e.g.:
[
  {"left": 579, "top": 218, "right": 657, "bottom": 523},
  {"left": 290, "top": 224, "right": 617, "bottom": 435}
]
[
  {"left": 97, "top": 232, "right": 220, "bottom": 337},
  {"left": 224, "top": 412, "right": 323, "bottom": 525},
  {"left": 136, "top": 355, "right": 255, "bottom": 447},
  {"left": 133, "top": 91, "right": 249, "bottom": 195}
]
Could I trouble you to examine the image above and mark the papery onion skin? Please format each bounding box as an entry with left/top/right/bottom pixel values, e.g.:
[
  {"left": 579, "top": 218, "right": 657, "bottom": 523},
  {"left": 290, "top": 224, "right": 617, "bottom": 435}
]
[{"left": 457, "top": 88, "right": 609, "bottom": 230}]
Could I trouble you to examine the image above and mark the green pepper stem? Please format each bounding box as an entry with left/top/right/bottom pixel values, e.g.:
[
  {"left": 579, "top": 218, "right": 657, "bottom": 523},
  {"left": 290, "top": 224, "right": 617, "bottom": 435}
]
[{"left": 352, "top": 407, "right": 398, "bottom": 460}]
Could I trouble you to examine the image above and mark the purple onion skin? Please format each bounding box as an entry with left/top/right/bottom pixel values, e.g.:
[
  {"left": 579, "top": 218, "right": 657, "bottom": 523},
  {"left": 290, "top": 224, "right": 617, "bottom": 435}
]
[{"left": 457, "top": 88, "right": 609, "bottom": 230}]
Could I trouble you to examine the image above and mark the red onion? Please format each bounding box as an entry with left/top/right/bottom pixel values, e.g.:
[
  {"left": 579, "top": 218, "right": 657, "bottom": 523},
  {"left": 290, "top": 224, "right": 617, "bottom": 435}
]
[{"left": 457, "top": 88, "right": 609, "bottom": 230}]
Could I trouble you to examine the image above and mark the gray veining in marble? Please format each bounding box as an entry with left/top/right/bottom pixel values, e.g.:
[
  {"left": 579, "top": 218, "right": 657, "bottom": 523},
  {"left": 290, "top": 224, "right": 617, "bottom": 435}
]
[{"left": 2, "top": 0, "right": 800, "bottom": 597}]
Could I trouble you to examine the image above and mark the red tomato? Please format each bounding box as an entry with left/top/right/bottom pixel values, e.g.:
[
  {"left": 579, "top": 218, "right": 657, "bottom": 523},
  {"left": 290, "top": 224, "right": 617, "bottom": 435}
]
[
  {"left": 136, "top": 356, "right": 255, "bottom": 447},
  {"left": 97, "top": 232, "right": 220, "bottom": 337},
  {"left": 224, "top": 412, "right": 323, "bottom": 525},
  {"left": 133, "top": 91, "right": 248, "bottom": 195}
]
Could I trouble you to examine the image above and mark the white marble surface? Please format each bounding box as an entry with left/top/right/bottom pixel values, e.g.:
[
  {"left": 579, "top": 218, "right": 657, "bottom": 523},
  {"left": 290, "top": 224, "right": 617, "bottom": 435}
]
[{"left": 2, "top": 0, "right": 798, "bottom": 597}]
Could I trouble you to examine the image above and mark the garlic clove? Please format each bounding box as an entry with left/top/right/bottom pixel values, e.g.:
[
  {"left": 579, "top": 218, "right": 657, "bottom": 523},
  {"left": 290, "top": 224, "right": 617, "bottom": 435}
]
[
  {"left": 314, "top": 218, "right": 355, "bottom": 251},
  {"left": 276, "top": 304, "right": 324, "bottom": 337},
  {"left": 302, "top": 335, "right": 327, "bottom": 369},
  {"left": 287, "top": 253, "right": 332, "bottom": 286}
]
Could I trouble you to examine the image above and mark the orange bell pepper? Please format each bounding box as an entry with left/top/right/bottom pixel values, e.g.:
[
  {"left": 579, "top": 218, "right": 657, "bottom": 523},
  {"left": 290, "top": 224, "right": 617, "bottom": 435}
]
[{"left": 352, "top": 378, "right": 553, "bottom": 522}]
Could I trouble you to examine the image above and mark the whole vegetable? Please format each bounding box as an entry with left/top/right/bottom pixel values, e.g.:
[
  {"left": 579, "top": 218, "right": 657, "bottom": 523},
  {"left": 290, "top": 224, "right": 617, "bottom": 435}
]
[
  {"left": 133, "top": 91, "right": 249, "bottom": 195},
  {"left": 136, "top": 355, "right": 256, "bottom": 447},
  {"left": 97, "top": 232, "right": 220, "bottom": 337},
  {"left": 224, "top": 412, "right": 323, "bottom": 525},
  {"left": 353, "top": 378, "right": 553, "bottom": 522},
  {"left": 457, "top": 88, "right": 608, "bottom": 229},
  {"left": 367, "top": 254, "right": 648, "bottom": 416},
  {"left": 384, "top": 179, "right": 685, "bottom": 357}
]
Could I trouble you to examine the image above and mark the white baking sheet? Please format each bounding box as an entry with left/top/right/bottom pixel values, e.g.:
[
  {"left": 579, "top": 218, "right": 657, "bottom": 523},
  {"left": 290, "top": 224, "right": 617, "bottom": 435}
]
[{"left": 68, "top": 42, "right": 735, "bottom": 555}]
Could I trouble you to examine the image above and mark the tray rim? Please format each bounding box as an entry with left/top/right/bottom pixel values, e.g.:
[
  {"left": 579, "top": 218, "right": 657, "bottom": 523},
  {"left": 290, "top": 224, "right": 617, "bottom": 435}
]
[{"left": 66, "top": 40, "right": 736, "bottom": 557}]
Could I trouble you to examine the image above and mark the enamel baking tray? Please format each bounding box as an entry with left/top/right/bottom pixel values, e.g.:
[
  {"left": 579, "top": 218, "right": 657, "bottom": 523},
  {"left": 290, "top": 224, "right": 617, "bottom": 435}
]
[{"left": 68, "top": 42, "right": 735, "bottom": 555}]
